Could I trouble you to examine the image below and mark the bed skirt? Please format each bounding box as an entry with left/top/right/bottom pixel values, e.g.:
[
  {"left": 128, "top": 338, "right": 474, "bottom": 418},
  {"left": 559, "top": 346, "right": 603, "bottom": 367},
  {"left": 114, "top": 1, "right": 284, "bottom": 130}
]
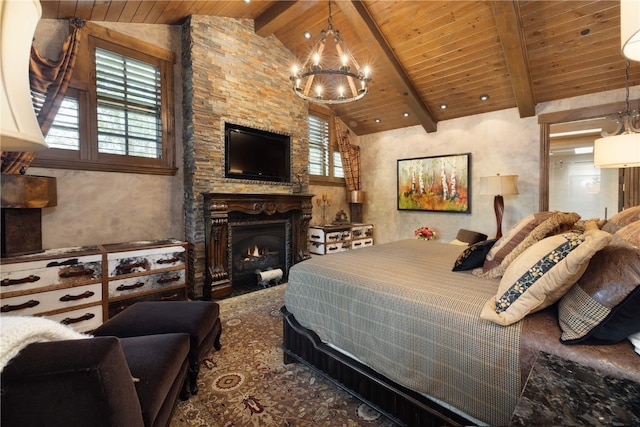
[{"left": 281, "top": 306, "right": 476, "bottom": 427}]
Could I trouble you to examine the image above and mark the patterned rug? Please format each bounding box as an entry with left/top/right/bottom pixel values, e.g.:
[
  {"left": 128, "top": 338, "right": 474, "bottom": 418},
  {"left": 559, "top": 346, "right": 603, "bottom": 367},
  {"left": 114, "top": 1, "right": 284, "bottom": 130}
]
[{"left": 170, "top": 284, "right": 397, "bottom": 427}]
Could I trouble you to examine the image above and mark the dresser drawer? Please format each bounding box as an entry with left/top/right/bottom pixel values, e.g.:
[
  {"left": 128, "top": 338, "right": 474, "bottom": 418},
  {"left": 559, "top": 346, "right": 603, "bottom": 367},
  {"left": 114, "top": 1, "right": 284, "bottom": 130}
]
[
  {"left": 45, "top": 304, "right": 103, "bottom": 333},
  {"left": 351, "top": 238, "right": 374, "bottom": 249},
  {"left": 309, "top": 241, "right": 350, "bottom": 255},
  {"left": 0, "top": 254, "right": 102, "bottom": 296},
  {"left": 108, "top": 270, "right": 186, "bottom": 299},
  {"left": 0, "top": 283, "right": 102, "bottom": 316},
  {"left": 351, "top": 225, "right": 373, "bottom": 239},
  {"left": 108, "top": 287, "right": 186, "bottom": 318},
  {"left": 309, "top": 227, "right": 351, "bottom": 243},
  {"left": 106, "top": 245, "right": 186, "bottom": 277}
]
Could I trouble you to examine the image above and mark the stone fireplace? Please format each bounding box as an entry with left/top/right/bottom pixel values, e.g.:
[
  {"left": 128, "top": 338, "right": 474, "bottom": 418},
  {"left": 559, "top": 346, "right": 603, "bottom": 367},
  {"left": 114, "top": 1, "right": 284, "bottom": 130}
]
[{"left": 202, "top": 193, "right": 313, "bottom": 299}]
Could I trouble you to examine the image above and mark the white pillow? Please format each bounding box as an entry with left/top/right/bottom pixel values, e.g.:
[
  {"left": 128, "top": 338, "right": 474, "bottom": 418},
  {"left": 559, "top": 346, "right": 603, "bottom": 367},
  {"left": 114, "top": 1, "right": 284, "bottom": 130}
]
[{"left": 449, "top": 238, "right": 469, "bottom": 246}]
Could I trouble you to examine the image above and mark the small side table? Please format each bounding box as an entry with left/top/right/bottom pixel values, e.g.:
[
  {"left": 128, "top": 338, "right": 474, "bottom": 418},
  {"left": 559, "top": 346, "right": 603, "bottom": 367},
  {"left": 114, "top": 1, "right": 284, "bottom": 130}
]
[{"left": 510, "top": 351, "right": 640, "bottom": 426}]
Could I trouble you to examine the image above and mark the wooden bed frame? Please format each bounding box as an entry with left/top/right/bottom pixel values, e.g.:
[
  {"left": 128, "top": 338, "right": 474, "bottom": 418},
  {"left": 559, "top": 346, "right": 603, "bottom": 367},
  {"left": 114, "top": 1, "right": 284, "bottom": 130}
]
[{"left": 281, "top": 307, "right": 476, "bottom": 427}]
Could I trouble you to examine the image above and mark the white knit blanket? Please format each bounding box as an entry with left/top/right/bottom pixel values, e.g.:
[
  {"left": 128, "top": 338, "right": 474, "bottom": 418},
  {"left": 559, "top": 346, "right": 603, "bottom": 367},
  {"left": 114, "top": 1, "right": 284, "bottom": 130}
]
[{"left": 0, "top": 316, "right": 89, "bottom": 372}]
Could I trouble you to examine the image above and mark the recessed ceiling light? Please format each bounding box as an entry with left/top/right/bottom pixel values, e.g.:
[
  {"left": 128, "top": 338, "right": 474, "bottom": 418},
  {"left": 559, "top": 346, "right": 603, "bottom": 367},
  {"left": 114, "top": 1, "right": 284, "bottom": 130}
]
[
  {"left": 403, "top": 112, "right": 410, "bottom": 117},
  {"left": 303, "top": 31, "right": 312, "bottom": 39},
  {"left": 374, "top": 118, "right": 381, "bottom": 123},
  {"left": 439, "top": 103, "right": 448, "bottom": 109},
  {"left": 244, "top": 0, "right": 250, "bottom": 3},
  {"left": 580, "top": 28, "right": 590, "bottom": 36},
  {"left": 479, "top": 94, "right": 489, "bottom": 101}
]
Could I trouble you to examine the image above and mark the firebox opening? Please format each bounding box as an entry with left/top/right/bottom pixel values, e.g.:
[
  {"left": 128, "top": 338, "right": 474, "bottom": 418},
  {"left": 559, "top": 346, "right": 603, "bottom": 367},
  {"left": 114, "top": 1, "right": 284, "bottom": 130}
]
[{"left": 230, "top": 220, "right": 290, "bottom": 295}]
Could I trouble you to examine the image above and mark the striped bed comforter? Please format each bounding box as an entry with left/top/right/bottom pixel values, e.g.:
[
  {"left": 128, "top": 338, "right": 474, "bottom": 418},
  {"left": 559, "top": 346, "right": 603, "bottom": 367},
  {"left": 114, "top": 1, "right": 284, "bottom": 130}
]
[{"left": 284, "top": 239, "right": 523, "bottom": 426}]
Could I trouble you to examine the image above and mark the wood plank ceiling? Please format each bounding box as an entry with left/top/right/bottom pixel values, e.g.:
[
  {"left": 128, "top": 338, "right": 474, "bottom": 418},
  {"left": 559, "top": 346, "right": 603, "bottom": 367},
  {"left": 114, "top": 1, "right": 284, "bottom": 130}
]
[{"left": 40, "top": 0, "right": 639, "bottom": 136}]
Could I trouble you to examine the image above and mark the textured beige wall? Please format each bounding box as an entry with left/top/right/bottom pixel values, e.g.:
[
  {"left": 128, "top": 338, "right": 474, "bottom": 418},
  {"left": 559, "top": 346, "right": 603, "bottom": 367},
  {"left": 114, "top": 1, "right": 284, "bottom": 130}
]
[{"left": 359, "top": 108, "right": 540, "bottom": 245}]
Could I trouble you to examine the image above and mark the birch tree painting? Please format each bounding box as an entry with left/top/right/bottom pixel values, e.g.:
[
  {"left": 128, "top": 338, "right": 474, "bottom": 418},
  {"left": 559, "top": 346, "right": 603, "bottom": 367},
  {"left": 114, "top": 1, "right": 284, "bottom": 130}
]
[{"left": 397, "top": 153, "right": 470, "bottom": 212}]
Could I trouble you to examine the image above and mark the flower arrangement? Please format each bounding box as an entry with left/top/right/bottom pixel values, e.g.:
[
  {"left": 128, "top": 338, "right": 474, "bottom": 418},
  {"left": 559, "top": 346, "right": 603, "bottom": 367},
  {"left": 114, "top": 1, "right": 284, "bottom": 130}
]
[{"left": 415, "top": 226, "right": 437, "bottom": 241}]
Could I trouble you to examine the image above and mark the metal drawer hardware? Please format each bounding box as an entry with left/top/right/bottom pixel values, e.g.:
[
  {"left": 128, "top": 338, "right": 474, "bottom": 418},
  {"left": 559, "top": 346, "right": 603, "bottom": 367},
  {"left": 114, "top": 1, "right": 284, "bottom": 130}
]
[
  {"left": 157, "top": 275, "right": 180, "bottom": 284},
  {"left": 157, "top": 257, "right": 180, "bottom": 264},
  {"left": 59, "top": 269, "right": 94, "bottom": 278},
  {"left": 116, "top": 282, "right": 145, "bottom": 291},
  {"left": 59, "top": 291, "right": 95, "bottom": 302},
  {"left": 116, "top": 261, "right": 147, "bottom": 271},
  {"left": 1, "top": 300, "right": 40, "bottom": 313},
  {"left": 310, "top": 234, "right": 321, "bottom": 239},
  {"left": 61, "top": 313, "right": 95, "bottom": 325},
  {"left": 1, "top": 275, "right": 40, "bottom": 287},
  {"left": 46, "top": 258, "right": 79, "bottom": 267}
]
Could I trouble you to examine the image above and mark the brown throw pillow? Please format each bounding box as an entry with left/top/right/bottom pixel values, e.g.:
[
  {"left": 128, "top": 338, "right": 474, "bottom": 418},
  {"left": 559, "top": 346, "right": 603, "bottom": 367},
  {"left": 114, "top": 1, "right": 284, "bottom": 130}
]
[
  {"left": 476, "top": 211, "right": 580, "bottom": 279},
  {"left": 608, "top": 205, "right": 640, "bottom": 228},
  {"left": 558, "top": 241, "right": 640, "bottom": 344}
]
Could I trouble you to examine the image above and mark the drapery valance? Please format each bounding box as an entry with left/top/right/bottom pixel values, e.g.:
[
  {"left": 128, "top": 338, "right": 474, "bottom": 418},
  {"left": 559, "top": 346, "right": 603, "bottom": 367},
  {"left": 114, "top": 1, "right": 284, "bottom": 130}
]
[{"left": 1, "top": 18, "right": 84, "bottom": 174}]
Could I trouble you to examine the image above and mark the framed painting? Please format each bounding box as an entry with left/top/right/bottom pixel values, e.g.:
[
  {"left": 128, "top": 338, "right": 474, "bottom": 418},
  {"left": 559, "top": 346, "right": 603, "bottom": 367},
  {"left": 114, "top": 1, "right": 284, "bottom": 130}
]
[{"left": 397, "top": 153, "right": 471, "bottom": 212}]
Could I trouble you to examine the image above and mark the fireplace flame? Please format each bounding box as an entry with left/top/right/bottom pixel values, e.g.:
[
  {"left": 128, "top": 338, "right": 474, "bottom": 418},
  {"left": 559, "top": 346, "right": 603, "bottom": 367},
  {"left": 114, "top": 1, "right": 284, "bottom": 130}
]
[{"left": 247, "top": 245, "right": 261, "bottom": 257}]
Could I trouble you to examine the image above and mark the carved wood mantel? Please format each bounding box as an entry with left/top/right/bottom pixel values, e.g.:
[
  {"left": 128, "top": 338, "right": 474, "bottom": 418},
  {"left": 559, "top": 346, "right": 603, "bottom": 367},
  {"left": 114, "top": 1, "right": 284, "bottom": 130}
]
[{"left": 202, "top": 193, "right": 314, "bottom": 299}]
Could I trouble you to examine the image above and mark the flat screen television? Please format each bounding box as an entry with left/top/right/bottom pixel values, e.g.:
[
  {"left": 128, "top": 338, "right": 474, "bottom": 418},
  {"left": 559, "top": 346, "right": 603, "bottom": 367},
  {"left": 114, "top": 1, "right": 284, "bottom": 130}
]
[{"left": 224, "top": 123, "right": 291, "bottom": 183}]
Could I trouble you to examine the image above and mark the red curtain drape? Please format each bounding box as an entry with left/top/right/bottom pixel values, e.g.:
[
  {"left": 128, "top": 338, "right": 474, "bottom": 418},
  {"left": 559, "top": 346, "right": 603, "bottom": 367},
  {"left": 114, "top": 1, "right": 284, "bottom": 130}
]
[
  {"left": 333, "top": 115, "right": 361, "bottom": 191},
  {"left": 1, "top": 18, "right": 84, "bottom": 174}
]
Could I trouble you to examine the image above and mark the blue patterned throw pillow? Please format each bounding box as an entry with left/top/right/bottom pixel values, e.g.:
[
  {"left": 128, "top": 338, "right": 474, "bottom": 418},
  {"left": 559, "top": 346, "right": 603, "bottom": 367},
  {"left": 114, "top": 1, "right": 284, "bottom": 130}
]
[{"left": 452, "top": 239, "right": 498, "bottom": 271}]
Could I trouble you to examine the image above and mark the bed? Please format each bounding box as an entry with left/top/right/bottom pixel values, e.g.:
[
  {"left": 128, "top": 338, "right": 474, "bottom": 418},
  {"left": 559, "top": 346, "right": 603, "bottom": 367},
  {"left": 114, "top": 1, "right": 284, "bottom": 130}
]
[{"left": 282, "top": 234, "right": 640, "bottom": 426}]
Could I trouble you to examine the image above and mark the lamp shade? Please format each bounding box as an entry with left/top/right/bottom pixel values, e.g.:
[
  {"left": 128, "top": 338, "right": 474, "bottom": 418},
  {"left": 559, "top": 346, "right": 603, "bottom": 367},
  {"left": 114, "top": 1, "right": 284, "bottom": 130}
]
[
  {"left": 594, "top": 133, "right": 640, "bottom": 168},
  {"left": 621, "top": 0, "right": 640, "bottom": 62},
  {"left": 479, "top": 175, "right": 519, "bottom": 196},
  {"left": 0, "top": 0, "right": 47, "bottom": 152}
]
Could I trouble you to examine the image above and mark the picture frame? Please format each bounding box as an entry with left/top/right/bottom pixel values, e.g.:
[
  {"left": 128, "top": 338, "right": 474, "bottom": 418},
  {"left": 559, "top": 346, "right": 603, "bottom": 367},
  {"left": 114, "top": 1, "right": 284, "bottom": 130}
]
[{"left": 397, "top": 153, "right": 471, "bottom": 212}]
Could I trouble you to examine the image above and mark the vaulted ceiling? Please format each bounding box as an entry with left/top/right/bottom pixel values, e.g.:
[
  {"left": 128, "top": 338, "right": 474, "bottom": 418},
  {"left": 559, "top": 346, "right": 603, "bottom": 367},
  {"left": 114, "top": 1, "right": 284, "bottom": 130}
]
[{"left": 40, "top": 0, "right": 640, "bottom": 135}]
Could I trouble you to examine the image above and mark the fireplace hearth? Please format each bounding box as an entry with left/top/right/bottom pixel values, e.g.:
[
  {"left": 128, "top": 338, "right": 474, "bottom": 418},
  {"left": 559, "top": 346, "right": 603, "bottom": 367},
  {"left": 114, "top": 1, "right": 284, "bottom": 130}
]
[{"left": 202, "top": 193, "right": 313, "bottom": 299}]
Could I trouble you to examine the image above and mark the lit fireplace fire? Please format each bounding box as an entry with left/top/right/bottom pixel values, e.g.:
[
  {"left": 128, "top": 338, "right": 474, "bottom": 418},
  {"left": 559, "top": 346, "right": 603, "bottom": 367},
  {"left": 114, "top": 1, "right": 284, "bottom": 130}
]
[{"left": 245, "top": 245, "right": 263, "bottom": 259}]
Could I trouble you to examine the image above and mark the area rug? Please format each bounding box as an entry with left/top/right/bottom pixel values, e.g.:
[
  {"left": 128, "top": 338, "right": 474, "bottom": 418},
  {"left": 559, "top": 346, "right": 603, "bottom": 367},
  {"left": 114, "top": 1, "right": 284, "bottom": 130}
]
[{"left": 170, "top": 284, "right": 398, "bottom": 427}]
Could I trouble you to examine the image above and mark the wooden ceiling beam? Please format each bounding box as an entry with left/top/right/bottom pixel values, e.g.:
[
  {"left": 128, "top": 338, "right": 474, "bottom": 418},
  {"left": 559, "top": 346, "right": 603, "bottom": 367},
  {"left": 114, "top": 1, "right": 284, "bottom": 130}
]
[
  {"left": 254, "top": 1, "right": 313, "bottom": 38},
  {"left": 337, "top": 1, "right": 438, "bottom": 133},
  {"left": 490, "top": 0, "right": 536, "bottom": 118},
  {"left": 336, "top": 0, "right": 438, "bottom": 132}
]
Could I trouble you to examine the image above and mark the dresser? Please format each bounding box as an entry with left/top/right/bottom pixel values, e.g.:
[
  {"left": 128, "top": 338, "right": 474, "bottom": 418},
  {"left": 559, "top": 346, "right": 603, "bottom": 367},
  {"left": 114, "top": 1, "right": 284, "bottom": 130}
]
[
  {"left": 308, "top": 223, "right": 374, "bottom": 255},
  {"left": 0, "top": 246, "right": 104, "bottom": 332},
  {"left": 0, "top": 239, "right": 188, "bottom": 332},
  {"left": 103, "top": 240, "right": 188, "bottom": 318}
]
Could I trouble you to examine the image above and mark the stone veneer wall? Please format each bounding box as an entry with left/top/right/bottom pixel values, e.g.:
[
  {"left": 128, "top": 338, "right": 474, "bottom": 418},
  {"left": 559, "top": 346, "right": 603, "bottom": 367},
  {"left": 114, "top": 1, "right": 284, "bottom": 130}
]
[{"left": 181, "top": 16, "right": 308, "bottom": 298}]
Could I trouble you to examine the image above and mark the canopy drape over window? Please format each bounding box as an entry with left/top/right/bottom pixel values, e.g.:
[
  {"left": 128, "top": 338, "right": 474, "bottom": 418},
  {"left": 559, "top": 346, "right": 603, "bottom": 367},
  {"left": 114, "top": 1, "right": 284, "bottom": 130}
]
[
  {"left": 333, "top": 115, "right": 360, "bottom": 191},
  {"left": 1, "top": 18, "right": 84, "bottom": 174}
]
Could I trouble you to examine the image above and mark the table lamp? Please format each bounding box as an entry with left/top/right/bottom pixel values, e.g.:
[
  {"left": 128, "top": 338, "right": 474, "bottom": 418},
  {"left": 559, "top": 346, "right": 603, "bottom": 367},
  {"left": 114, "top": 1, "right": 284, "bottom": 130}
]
[{"left": 480, "top": 174, "right": 519, "bottom": 239}]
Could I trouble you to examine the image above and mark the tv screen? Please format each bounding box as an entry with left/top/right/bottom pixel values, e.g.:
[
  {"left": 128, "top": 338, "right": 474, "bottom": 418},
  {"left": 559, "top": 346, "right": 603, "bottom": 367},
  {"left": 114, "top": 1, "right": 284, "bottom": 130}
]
[{"left": 225, "top": 123, "right": 291, "bottom": 183}]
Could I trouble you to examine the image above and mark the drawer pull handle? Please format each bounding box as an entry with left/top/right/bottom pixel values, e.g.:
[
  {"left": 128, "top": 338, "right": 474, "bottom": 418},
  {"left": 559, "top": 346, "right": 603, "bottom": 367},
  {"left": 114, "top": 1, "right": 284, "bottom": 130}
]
[
  {"left": 160, "top": 293, "right": 180, "bottom": 301},
  {"left": 61, "top": 313, "right": 95, "bottom": 325},
  {"left": 310, "top": 234, "right": 321, "bottom": 239},
  {"left": 354, "top": 242, "right": 362, "bottom": 247},
  {"left": 47, "top": 258, "right": 79, "bottom": 267},
  {"left": 59, "top": 291, "right": 95, "bottom": 302},
  {"left": 1, "top": 300, "right": 40, "bottom": 313},
  {"left": 1, "top": 275, "right": 41, "bottom": 287},
  {"left": 116, "top": 282, "right": 145, "bottom": 291},
  {"left": 59, "top": 269, "right": 94, "bottom": 278},
  {"left": 116, "top": 261, "right": 146, "bottom": 271},
  {"left": 157, "top": 275, "right": 180, "bottom": 284},
  {"left": 157, "top": 257, "right": 180, "bottom": 264}
]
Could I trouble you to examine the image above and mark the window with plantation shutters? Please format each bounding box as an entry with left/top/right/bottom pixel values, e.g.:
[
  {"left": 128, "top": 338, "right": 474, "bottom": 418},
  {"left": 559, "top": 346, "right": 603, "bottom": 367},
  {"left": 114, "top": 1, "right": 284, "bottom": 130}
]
[
  {"left": 95, "top": 48, "right": 162, "bottom": 159},
  {"left": 308, "top": 113, "right": 344, "bottom": 182},
  {"left": 32, "top": 24, "right": 176, "bottom": 175},
  {"left": 309, "top": 115, "right": 330, "bottom": 176}
]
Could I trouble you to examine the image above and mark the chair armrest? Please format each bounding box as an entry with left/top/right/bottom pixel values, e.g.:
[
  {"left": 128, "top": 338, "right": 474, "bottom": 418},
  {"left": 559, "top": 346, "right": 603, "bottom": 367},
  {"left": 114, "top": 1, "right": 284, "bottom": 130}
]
[{"left": 1, "top": 337, "right": 144, "bottom": 427}]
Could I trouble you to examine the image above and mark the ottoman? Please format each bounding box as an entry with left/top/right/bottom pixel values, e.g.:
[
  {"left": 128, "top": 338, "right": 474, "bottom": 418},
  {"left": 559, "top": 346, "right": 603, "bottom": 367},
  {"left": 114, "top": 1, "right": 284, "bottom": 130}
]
[{"left": 94, "top": 301, "right": 222, "bottom": 395}]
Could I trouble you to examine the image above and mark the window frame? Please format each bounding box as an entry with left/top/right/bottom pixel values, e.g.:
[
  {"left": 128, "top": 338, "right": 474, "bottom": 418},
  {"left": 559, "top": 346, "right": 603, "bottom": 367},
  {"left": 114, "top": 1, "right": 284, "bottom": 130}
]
[
  {"left": 32, "top": 24, "right": 176, "bottom": 176},
  {"left": 308, "top": 106, "right": 345, "bottom": 186}
]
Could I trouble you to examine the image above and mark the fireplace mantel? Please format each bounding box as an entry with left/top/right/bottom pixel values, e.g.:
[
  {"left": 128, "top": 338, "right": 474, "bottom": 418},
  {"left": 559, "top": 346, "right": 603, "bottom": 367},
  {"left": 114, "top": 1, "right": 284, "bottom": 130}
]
[{"left": 202, "top": 193, "right": 313, "bottom": 299}]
